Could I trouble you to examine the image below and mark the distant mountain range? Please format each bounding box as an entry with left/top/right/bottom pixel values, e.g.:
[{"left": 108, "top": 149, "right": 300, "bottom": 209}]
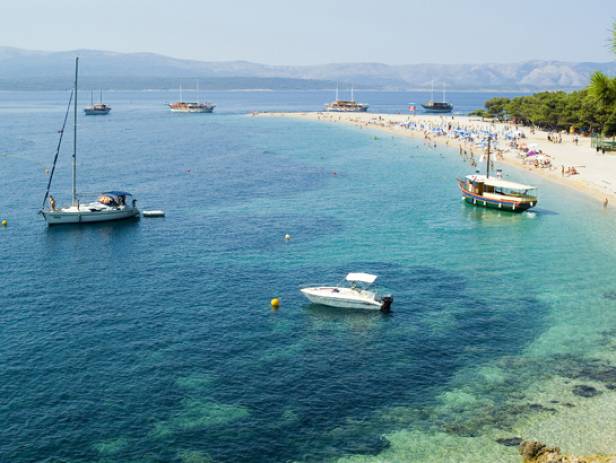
[{"left": 1, "top": 46, "right": 615, "bottom": 91}]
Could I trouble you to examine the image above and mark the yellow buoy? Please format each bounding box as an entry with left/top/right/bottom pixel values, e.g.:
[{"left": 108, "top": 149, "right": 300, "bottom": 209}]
[
  {"left": 271, "top": 297, "right": 280, "bottom": 309},
  {"left": 1, "top": 219, "right": 7, "bottom": 227}
]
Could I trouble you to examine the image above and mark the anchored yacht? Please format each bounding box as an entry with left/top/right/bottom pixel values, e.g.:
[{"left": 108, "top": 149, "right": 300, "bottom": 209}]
[
  {"left": 324, "top": 85, "right": 368, "bottom": 112},
  {"left": 84, "top": 90, "right": 111, "bottom": 115},
  {"left": 40, "top": 58, "right": 139, "bottom": 226},
  {"left": 457, "top": 137, "right": 537, "bottom": 212},
  {"left": 168, "top": 82, "right": 215, "bottom": 113}
]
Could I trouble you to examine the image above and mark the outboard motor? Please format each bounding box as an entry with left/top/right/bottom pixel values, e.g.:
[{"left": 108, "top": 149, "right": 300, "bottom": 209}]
[{"left": 380, "top": 295, "right": 394, "bottom": 313}]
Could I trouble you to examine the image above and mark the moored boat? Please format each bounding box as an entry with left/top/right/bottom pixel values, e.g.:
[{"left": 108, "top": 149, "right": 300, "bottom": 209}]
[
  {"left": 42, "top": 192, "right": 139, "bottom": 225},
  {"left": 457, "top": 138, "right": 537, "bottom": 212},
  {"left": 168, "top": 82, "right": 215, "bottom": 113},
  {"left": 421, "top": 80, "right": 453, "bottom": 113},
  {"left": 40, "top": 58, "right": 140, "bottom": 226},
  {"left": 325, "top": 85, "right": 368, "bottom": 112},
  {"left": 457, "top": 175, "right": 537, "bottom": 212},
  {"left": 300, "top": 273, "right": 393, "bottom": 312},
  {"left": 168, "top": 101, "right": 215, "bottom": 113},
  {"left": 84, "top": 90, "right": 111, "bottom": 115}
]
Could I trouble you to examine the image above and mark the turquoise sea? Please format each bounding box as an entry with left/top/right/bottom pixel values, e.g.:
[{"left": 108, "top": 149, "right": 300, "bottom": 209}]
[{"left": 2, "top": 90, "right": 616, "bottom": 463}]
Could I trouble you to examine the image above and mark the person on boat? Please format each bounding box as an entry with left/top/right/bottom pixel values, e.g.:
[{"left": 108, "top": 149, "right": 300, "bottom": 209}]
[{"left": 49, "top": 195, "right": 56, "bottom": 211}]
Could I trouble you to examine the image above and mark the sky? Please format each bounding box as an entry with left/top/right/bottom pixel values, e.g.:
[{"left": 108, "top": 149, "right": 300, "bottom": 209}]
[{"left": 1, "top": 0, "right": 614, "bottom": 64}]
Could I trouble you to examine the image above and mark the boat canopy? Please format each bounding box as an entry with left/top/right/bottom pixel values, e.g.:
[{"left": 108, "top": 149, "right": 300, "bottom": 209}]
[
  {"left": 346, "top": 273, "right": 378, "bottom": 284},
  {"left": 102, "top": 191, "right": 132, "bottom": 197},
  {"left": 466, "top": 175, "right": 535, "bottom": 191}
]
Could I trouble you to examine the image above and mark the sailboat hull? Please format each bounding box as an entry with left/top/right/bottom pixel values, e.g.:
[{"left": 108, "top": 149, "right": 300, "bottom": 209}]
[{"left": 42, "top": 207, "right": 140, "bottom": 225}]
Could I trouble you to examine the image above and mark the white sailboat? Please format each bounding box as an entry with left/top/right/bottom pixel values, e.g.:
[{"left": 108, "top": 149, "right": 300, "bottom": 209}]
[{"left": 40, "top": 57, "right": 140, "bottom": 226}]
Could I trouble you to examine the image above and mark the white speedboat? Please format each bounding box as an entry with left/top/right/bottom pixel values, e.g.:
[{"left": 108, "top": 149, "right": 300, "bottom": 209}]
[
  {"left": 300, "top": 273, "right": 393, "bottom": 312},
  {"left": 40, "top": 57, "right": 139, "bottom": 226}
]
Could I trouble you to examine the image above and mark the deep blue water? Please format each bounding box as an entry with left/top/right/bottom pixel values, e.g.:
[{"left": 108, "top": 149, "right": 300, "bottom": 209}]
[{"left": 3, "top": 91, "right": 616, "bottom": 463}]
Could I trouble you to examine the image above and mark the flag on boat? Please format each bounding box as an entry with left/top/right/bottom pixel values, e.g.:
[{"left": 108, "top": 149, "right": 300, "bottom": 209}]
[{"left": 408, "top": 103, "right": 416, "bottom": 112}]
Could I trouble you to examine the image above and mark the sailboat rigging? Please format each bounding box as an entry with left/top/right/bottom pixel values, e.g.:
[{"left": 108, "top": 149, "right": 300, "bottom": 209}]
[
  {"left": 421, "top": 80, "right": 454, "bottom": 113},
  {"left": 42, "top": 89, "right": 73, "bottom": 210},
  {"left": 40, "top": 57, "right": 140, "bottom": 225}
]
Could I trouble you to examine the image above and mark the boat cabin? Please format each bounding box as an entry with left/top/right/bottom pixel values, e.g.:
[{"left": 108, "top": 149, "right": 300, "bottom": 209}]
[
  {"left": 464, "top": 175, "right": 536, "bottom": 201},
  {"left": 97, "top": 191, "right": 135, "bottom": 208}
]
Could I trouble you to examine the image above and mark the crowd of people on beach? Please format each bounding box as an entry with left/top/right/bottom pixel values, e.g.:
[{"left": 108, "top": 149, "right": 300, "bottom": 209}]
[
  {"left": 323, "top": 113, "right": 561, "bottom": 172},
  {"left": 314, "top": 113, "right": 602, "bottom": 184}
]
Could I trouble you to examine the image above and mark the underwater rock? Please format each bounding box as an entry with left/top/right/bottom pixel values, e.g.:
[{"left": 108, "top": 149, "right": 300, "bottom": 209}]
[
  {"left": 495, "top": 436, "right": 523, "bottom": 447},
  {"left": 519, "top": 440, "right": 616, "bottom": 463},
  {"left": 527, "top": 403, "right": 557, "bottom": 413},
  {"left": 572, "top": 384, "right": 602, "bottom": 398},
  {"left": 602, "top": 291, "right": 616, "bottom": 300},
  {"left": 575, "top": 364, "right": 616, "bottom": 383},
  {"left": 606, "top": 383, "right": 616, "bottom": 390},
  {"left": 519, "top": 440, "right": 552, "bottom": 460}
]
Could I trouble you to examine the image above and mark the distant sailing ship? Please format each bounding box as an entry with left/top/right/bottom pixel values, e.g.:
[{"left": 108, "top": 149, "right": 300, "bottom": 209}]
[
  {"left": 324, "top": 84, "right": 368, "bottom": 112},
  {"left": 84, "top": 89, "right": 111, "bottom": 115},
  {"left": 168, "top": 82, "right": 215, "bottom": 113},
  {"left": 421, "top": 80, "right": 453, "bottom": 113}
]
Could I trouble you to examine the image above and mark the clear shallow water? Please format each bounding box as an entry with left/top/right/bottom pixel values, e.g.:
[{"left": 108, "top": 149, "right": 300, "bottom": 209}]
[{"left": 2, "top": 91, "right": 616, "bottom": 463}]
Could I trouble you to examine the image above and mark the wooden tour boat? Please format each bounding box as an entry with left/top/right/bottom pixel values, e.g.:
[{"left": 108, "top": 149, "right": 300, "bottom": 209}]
[{"left": 457, "top": 138, "right": 537, "bottom": 212}]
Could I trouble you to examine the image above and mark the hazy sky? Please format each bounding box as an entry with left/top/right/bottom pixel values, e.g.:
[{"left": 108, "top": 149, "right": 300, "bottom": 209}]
[{"left": 1, "top": 0, "right": 614, "bottom": 64}]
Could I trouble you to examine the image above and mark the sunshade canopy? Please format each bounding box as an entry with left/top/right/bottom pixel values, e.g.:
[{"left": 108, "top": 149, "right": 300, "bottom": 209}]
[
  {"left": 102, "top": 191, "right": 132, "bottom": 197},
  {"left": 346, "top": 273, "right": 378, "bottom": 284},
  {"left": 466, "top": 175, "right": 536, "bottom": 191}
]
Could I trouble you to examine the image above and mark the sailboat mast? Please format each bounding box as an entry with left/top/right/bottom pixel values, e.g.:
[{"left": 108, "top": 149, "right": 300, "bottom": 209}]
[
  {"left": 442, "top": 83, "right": 446, "bottom": 103},
  {"left": 197, "top": 80, "right": 200, "bottom": 102},
  {"left": 100, "top": 88, "right": 102, "bottom": 103},
  {"left": 351, "top": 84, "right": 354, "bottom": 102},
  {"left": 486, "top": 137, "right": 491, "bottom": 178},
  {"left": 72, "top": 57, "right": 78, "bottom": 206},
  {"left": 180, "top": 83, "right": 183, "bottom": 102},
  {"left": 431, "top": 79, "right": 434, "bottom": 101}
]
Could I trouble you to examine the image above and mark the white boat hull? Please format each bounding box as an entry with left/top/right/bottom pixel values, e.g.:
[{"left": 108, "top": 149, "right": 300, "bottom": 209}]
[
  {"left": 300, "top": 287, "right": 383, "bottom": 310},
  {"left": 42, "top": 207, "right": 140, "bottom": 225}
]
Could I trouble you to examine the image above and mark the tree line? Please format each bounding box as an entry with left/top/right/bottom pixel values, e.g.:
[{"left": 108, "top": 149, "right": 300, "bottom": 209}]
[{"left": 470, "top": 22, "right": 616, "bottom": 137}]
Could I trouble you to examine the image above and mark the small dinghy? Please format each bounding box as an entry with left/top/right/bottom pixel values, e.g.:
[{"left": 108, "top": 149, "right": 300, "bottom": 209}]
[
  {"left": 142, "top": 210, "right": 165, "bottom": 218},
  {"left": 300, "top": 272, "right": 393, "bottom": 312}
]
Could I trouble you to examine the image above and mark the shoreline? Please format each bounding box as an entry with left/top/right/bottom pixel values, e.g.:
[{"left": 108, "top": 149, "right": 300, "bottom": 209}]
[{"left": 254, "top": 111, "right": 616, "bottom": 206}]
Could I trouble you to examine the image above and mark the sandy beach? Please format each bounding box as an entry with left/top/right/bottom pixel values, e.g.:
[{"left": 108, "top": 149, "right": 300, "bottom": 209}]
[{"left": 255, "top": 111, "right": 616, "bottom": 205}]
